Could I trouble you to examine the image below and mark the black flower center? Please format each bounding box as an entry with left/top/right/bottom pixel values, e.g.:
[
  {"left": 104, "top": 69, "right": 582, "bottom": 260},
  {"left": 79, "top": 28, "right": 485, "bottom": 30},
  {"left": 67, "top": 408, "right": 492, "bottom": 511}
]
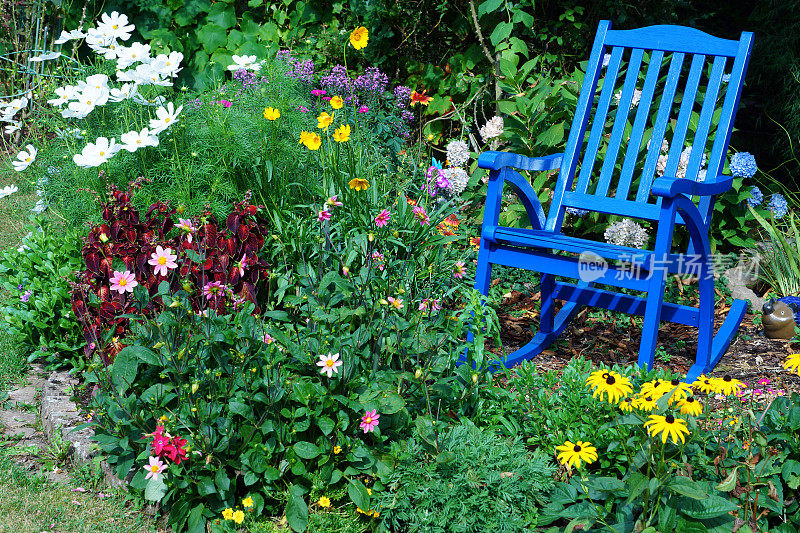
[
  {"left": 665, "top": 415, "right": 675, "bottom": 423},
  {"left": 686, "top": 396, "right": 695, "bottom": 403},
  {"left": 645, "top": 396, "right": 653, "bottom": 402},
  {"left": 573, "top": 445, "right": 582, "bottom": 452},
  {"left": 723, "top": 375, "right": 732, "bottom": 382},
  {"left": 605, "top": 374, "right": 616, "bottom": 385},
  {"left": 671, "top": 379, "right": 680, "bottom": 386}
]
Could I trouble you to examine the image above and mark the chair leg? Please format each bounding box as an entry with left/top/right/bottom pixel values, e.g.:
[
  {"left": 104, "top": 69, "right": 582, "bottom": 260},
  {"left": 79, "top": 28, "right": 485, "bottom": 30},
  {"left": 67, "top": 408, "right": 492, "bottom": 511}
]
[
  {"left": 637, "top": 266, "right": 668, "bottom": 373},
  {"left": 539, "top": 274, "right": 556, "bottom": 333}
]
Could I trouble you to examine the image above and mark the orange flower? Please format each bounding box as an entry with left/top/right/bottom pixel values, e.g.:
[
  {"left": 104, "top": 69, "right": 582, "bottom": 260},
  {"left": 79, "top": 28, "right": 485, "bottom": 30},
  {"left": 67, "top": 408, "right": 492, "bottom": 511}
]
[
  {"left": 410, "top": 90, "right": 433, "bottom": 107},
  {"left": 349, "top": 27, "right": 369, "bottom": 50}
]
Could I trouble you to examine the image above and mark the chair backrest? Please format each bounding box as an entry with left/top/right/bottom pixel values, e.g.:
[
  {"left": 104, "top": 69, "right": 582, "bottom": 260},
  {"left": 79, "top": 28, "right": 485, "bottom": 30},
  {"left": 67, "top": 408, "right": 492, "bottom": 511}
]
[{"left": 546, "top": 21, "right": 754, "bottom": 233}]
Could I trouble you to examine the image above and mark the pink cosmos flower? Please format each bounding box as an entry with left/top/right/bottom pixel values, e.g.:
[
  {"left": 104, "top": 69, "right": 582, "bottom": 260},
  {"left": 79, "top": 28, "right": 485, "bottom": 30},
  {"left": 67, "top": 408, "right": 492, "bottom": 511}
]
[
  {"left": 311, "top": 89, "right": 327, "bottom": 97},
  {"left": 412, "top": 205, "right": 430, "bottom": 226},
  {"left": 217, "top": 100, "right": 232, "bottom": 108},
  {"left": 318, "top": 209, "right": 332, "bottom": 222},
  {"left": 316, "top": 352, "right": 343, "bottom": 378},
  {"left": 148, "top": 245, "right": 178, "bottom": 276},
  {"left": 453, "top": 261, "right": 466, "bottom": 279},
  {"left": 110, "top": 270, "right": 138, "bottom": 294},
  {"left": 144, "top": 456, "right": 167, "bottom": 480},
  {"left": 177, "top": 218, "right": 196, "bottom": 243},
  {"left": 202, "top": 281, "right": 227, "bottom": 298},
  {"left": 326, "top": 195, "right": 343, "bottom": 207},
  {"left": 419, "top": 298, "right": 442, "bottom": 312},
  {"left": 360, "top": 410, "right": 380, "bottom": 433},
  {"left": 358, "top": 106, "right": 369, "bottom": 113},
  {"left": 387, "top": 296, "right": 404, "bottom": 309},
  {"left": 374, "top": 209, "right": 391, "bottom": 228},
  {"left": 322, "top": 96, "right": 331, "bottom": 101},
  {"left": 263, "top": 333, "right": 274, "bottom": 345},
  {"left": 758, "top": 378, "right": 771, "bottom": 386},
  {"left": 298, "top": 106, "right": 310, "bottom": 113},
  {"left": 371, "top": 251, "right": 385, "bottom": 271}
]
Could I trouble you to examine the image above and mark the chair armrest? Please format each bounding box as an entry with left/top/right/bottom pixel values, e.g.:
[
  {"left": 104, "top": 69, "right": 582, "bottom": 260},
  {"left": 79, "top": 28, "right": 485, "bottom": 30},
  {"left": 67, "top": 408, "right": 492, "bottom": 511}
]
[
  {"left": 650, "top": 174, "right": 734, "bottom": 198},
  {"left": 478, "top": 151, "right": 564, "bottom": 172}
]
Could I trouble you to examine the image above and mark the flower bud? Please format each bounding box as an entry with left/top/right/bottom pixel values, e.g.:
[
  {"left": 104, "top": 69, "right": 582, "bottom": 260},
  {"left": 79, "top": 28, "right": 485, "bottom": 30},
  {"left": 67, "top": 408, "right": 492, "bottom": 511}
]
[
  {"left": 472, "top": 373, "right": 478, "bottom": 383},
  {"left": 99, "top": 233, "right": 109, "bottom": 243},
  {"left": 379, "top": 299, "right": 388, "bottom": 305},
  {"left": 191, "top": 382, "right": 199, "bottom": 394},
  {"left": 392, "top": 230, "right": 399, "bottom": 238},
  {"left": 368, "top": 232, "right": 375, "bottom": 242},
  {"left": 176, "top": 205, "right": 185, "bottom": 215},
  {"left": 169, "top": 300, "right": 180, "bottom": 308},
  {"left": 153, "top": 341, "right": 164, "bottom": 349},
  {"left": 414, "top": 368, "right": 423, "bottom": 379}
]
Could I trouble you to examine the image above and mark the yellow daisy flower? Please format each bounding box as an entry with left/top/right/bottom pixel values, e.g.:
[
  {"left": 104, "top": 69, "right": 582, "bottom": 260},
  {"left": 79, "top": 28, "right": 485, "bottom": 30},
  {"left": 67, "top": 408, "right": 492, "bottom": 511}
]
[
  {"left": 222, "top": 508, "right": 234, "bottom": 520},
  {"left": 318, "top": 496, "right": 331, "bottom": 508},
  {"left": 233, "top": 510, "right": 245, "bottom": 524},
  {"left": 263, "top": 107, "right": 280, "bottom": 120},
  {"left": 784, "top": 353, "right": 800, "bottom": 375},
  {"left": 555, "top": 440, "right": 598, "bottom": 469},
  {"left": 644, "top": 414, "right": 690, "bottom": 444},
  {"left": 333, "top": 445, "right": 342, "bottom": 454},
  {"left": 300, "top": 131, "right": 322, "bottom": 150},
  {"left": 640, "top": 379, "right": 667, "bottom": 399},
  {"left": 350, "top": 27, "right": 369, "bottom": 50},
  {"left": 333, "top": 124, "right": 351, "bottom": 143},
  {"left": 632, "top": 394, "right": 658, "bottom": 412},
  {"left": 330, "top": 95, "right": 344, "bottom": 109},
  {"left": 619, "top": 397, "right": 635, "bottom": 412},
  {"left": 242, "top": 496, "right": 254, "bottom": 508},
  {"left": 692, "top": 374, "right": 716, "bottom": 394},
  {"left": 663, "top": 379, "right": 692, "bottom": 405},
  {"left": 348, "top": 177, "right": 369, "bottom": 191},
  {"left": 317, "top": 111, "right": 334, "bottom": 130},
  {"left": 677, "top": 396, "right": 703, "bottom": 417}
]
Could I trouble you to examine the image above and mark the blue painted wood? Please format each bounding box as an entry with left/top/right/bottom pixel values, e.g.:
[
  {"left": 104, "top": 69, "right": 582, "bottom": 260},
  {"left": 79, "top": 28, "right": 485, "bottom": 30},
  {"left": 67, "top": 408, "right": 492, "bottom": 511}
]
[{"left": 471, "top": 20, "right": 753, "bottom": 379}]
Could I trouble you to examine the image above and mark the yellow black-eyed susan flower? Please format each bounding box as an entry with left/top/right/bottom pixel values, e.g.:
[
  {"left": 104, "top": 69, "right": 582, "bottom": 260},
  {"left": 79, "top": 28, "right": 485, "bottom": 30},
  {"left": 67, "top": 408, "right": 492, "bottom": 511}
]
[
  {"left": 784, "top": 353, "right": 800, "bottom": 375},
  {"left": 619, "top": 397, "right": 635, "bottom": 412},
  {"left": 644, "top": 414, "right": 690, "bottom": 444},
  {"left": 632, "top": 394, "right": 658, "bottom": 412},
  {"left": 664, "top": 378, "right": 693, "bottom": 405},
  {"left": 587, "top": 370, "right": 633, "bottom": 404},
  {"left": 692, "top": 374, "right": 715, "bottom": 394},
  {"left": 711, "top": 375, "right": 744, "bottom": 396},
  {"left": 677, "top": 396, "right": 703, "bottom": 416},
  {"left": 555, "top": 440, "right": 598, "bottom": 469},
  {"left": 640, "top": 379, "right": 667, "bottom": 399}
]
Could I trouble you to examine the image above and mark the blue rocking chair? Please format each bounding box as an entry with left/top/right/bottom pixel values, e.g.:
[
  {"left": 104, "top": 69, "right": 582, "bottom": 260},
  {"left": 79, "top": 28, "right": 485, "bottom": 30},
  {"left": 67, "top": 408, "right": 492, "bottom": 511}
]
[{"left": 474, "top": 21, "right": 753, "bottom": 382}]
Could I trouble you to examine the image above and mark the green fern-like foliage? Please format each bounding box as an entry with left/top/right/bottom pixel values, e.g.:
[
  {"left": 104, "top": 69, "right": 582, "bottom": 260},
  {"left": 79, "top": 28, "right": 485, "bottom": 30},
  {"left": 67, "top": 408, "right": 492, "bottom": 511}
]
[{"left": 376, "top": 420, "right": 555, "bottom": 532}]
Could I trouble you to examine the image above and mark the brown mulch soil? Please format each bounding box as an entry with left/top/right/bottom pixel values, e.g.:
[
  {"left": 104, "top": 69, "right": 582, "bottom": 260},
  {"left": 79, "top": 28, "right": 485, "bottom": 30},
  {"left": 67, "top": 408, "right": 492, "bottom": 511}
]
[{"left": 491, "top": 279, "right": 800, "bottom": 394}]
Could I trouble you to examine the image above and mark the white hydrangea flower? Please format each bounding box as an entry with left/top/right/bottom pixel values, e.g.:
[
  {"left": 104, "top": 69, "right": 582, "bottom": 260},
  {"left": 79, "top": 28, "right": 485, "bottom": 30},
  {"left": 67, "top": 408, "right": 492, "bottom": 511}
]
[
  {"left": 446, "top": 140, "right": 470, "bottom": 167},
  {"left": 604, "top": 218, "right": 649, "bottom": 248},
  {"left": 442, "top": 167, "right": 469, "bottom": 195},
  {"left": 479, "top": 116, "right": 504, "bottom": 143}
]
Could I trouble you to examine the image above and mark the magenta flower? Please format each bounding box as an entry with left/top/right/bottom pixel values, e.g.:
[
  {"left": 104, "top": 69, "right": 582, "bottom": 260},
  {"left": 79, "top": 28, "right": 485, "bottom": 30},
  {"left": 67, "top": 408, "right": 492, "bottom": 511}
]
[
  {"left": 387, "top": 296, "right": 404, "bottom": 310},
  {"left": 298, "top": 106, "right": 310, "bottom": 113},
  {"left": 360, "top": 410, "right": 380, "bottom": 433},
  {"left": 758, "top": 378, "right": 771, "bottom": 386},
  {"left": 217, "top": 100, "right": 232, "bottom": 108},
  {"left": 311, "top": 89, "right": 327, "bottom": 97},
  {"left": 358, "top": 105, "right": 369, "bottom": 113},
  {"left": 419, "top": 298, "right": 442, "bottom": 312},
  {"left": 412, "top": 205, "right": 430, "bottom": 226},
  {"left": 325, "top": 195, "right": 343, "bottom": 208},
  {"left": 177, "top": 218, "right": 196, "bottom": 243},
  {"left": 374, "top": 209, "right": 391, "bottom": 228},
  {"left": 316, "top": 352, "right": 343, "bottom": 378},
  {"left": 318, "top": 209, "right": 332, "bottom": 222},
  {"left": 148, "top": 245, "right": 178, "bottom": 276},
  {"left": 110, "top": 270, "right": 138, "bottom": 294},
  {"left": 263, "top": 333, "right": 274, "bottom": 345},
  {"left": 144, "top": 456, "right": 167, "bottom": 481},
  {"left": 202, "top": 281, "right": 227, "bottom": 298},
  {"left": 371, "top": 251, "right": 385, "bottom": 271},
  {"left": 453, "top": 261, "right": 466, "bottom": 279}
]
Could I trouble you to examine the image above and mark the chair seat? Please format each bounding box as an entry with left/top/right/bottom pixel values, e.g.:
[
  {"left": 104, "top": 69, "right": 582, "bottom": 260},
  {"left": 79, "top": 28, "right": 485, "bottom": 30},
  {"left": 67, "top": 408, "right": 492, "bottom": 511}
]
[{"left": 492, "top": 226, "right": 653, "bottom": 263}]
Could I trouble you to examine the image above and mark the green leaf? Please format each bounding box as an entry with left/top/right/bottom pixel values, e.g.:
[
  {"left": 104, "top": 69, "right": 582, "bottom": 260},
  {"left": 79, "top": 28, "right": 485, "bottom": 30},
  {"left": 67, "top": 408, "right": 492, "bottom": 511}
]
[
  {"left": 489, "top": 21, "right": 513, "bottom": 47},
  {"left": 207, "top": 3, "right": 236, "bottom": 28},
  {"left": 625, "top": 472, "right": 649, "bottom": 505},
  {"left": 667, "top": 477, "right": 710, "bottom": 500},
  {"left": 293, "top": 441, "right": 320, "bottom": 459},
  {"left": 348, "top": 479, "right": 370, "bottom": 511},
  {"left": 478, "top": 0, "right": 504, "bottom": 16},
  {"left": 187, "top": 503, "right": 206, "bottom": 533},
  {"left": 215, "top": 467, "right": 230, "bottom": 492},
  {"left": 715, "top": 466, "right": 739, "bottom": 492},
  {"left": 145, "top": 477, "right": 167, "bottom": 501},
  {"left": 111, "top": 347, "right": 138, "bottom": 394},
  {"left": 317, "top": 416, "right": 335, "bottom": 436},
  {"left": 286, "top": 485, "right": 308, "bottom": 532},
  {"left": 379, "top": 392, "right": 405, "bottom": 414},
  {"left": 680, "top": 493, "right": 739, "bottom": 519},
  {"left": 229, "top": 400, "right": 253, "bottom": 421},
  {"left": 197, "top": 24, "right": 227, "bottom": 54}
]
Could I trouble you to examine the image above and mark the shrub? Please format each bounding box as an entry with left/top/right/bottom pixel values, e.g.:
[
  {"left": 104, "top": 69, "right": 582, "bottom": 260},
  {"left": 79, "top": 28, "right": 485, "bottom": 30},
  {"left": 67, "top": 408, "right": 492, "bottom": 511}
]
[{"left": 0, "top": 216, "right": 85, "bottom": 368}]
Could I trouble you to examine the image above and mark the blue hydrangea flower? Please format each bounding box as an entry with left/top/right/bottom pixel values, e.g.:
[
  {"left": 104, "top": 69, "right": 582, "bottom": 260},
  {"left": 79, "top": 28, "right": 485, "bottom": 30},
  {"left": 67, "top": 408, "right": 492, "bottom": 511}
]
[
  {"left": 566, "top": 207, "right": 590, "bottom": 217},
  {"left": 730, "top": 152, "right": 758, "bottom": 179},
  {"left": 768, "top": 193, "right": 789, "bottom": 219},
  {"left": 747, "top": 186, "right": 763, "bottom": 207}
]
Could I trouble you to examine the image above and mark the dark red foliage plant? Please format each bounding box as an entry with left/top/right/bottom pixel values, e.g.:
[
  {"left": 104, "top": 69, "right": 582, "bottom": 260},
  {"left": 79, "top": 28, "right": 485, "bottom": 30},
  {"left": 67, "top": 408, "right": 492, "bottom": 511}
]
[{"left": 70, "top": 179, "right": 270, "bottom": 364}]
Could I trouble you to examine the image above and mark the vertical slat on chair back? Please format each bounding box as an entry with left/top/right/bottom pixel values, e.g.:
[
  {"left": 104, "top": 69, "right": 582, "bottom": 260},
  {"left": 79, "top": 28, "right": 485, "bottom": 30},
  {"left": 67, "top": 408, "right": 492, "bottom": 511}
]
[{"left": 546, "top": 21, "right": 753, "bottom": 232}]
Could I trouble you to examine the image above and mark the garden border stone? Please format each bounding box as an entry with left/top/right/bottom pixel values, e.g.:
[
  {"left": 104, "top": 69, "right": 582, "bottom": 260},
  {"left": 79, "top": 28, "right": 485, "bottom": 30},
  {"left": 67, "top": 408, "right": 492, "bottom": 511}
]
[{"left": 39, "top": 369, "right": 126, "bottom": 489}]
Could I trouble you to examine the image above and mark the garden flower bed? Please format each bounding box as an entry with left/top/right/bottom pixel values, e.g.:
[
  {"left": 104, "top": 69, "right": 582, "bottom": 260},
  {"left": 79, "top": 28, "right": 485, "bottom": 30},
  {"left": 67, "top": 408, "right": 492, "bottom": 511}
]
[{"left": 2, "top": 8, "right": 800, "bottom": 533}]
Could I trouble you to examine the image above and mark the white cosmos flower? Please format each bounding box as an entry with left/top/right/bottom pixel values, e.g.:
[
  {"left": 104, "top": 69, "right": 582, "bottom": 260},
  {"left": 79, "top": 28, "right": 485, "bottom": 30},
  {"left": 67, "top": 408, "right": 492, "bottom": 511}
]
[
  {"left": 131, "top": 94, "right": 166, "bottom": 107},
  {"left": 117, "top": 63, "right": 160, "bottom": 85},
  {"left": 0, "top": 185, "right": 19, "bottom": 199},
  {"left": 4, "top": 97, "right": 28, "bottom": 118},
  {"left": 85, "top": 28, "right": 115, "bottom": 54},
  {"left": 77, "top": 74, "right": 110, "bottom": 92},
  {"left": 4, "top": 122, "right": 20, "bottom": 134},
  {"left": 29, "top": 51, "right": 61, "bottom": 62},
  {"left": 228, "top": 55, "right": 260, "bottom": 72},
  {"left": 72, "top": 137, "right": 120, "bottom": 167},
  {"left": 96, "top": 11, "right": 135, "bottom": 41},
  {"left": 150, "top": 51, "right": 183, "bottom": 78},
  {"left": 48, "top": 85, "right": 79, "bottom": 107},
  {"left": 12, "top": 144, "right": 37, "bottom": 172},
  {"left": 120, "top": 127, "right": 159, "bottom": 152},
  {"left": 108, "top": 83, "right": 138, "bottom": 102},
  {"left": 66, "top": 86, "right": 109, "bottom": 118},
  {"left": 316, "top": 353, "right": 343, "bottom": 378},
  {"left": 149, "top": 102, "right": 183, "bottom": 134},
  {"left": 54, "top": 29, "right": 87, "bottom": 44},
  {"left": 116, "top": 42, "right": 151, "bottom": 69}
]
